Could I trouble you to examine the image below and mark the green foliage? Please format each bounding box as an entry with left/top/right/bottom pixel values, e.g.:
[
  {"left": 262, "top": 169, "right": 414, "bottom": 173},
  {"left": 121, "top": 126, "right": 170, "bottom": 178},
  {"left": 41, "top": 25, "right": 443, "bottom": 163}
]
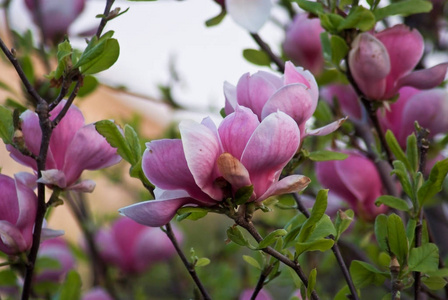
[
  {"left": 350, "top": 261, "right": 388, "bottom": 288},
  {"left": 257, "top": 229, "right": 287, "bottom": 249},
  {"left": 242, "top": 49, "right": 271, "bottom": 66},
  {"left": 56, "top": 271, "right": 82, "bottom": 300},
  {"left": 307, "top": 150, "right": 348, "bottom": 161},
  {"left": 375, "top": 195, "right": 411, "bottom": 212},
  {"left": 227, "top": 226, "right": 252, "bottom": 248},
  {"left": 0, "top": 105, "right": 14, "bottom": 144},
  {"left": 243, "top": 255, "right": 262, "bottom": 270},
  {"left": 205, "top": 10, "right": 226, "bottom": 27},
  {"left": 408, "top": 243, "right": 439, "bottom": 273},
  {"left": 422, "top": 276, "right": 447, "bottom": 290},
  {"left": 234, "top": 185, "right": 254, "bottom": 205},
  {"left": 195, "top": 258, "right": 211, "bottom": 267},
  {"left": 74, "top": 31, "right": 120, "bottom": 75},
  {"left": 55, "top": 40, "right": 73, "bottom": 79},
  {"left": 406, "top": 134, "right": 419, "bottom": 174},
  {"left": 177, "top": 207, "right": 209, "bottom": 222},
  {"left": 76, "top": 75, "right": 99, "bottom": 98},
  {"left": 387, "top": 214, "right": 408, "bottom": 267},
  {"left": 374, "top": 0, "right": 433, "bottom": 21},
  {"left": 293, "top": 0, "right": 323, "bottom": 15},
  {"left": 337, "top": 6, "right": 376, "bottom": 31},
  {"left": 418, "top": 158, "right": 448, "bottom": 206},
  {"left": 295, "top": 239, "right": 334, "bottom": 256},
  {"left": 307, "top": 268, "right": 317, "bottom": 300},
  {"left": 374, "top": 214, "right": 389, "bottom": 253},
  {"left": 385, "top": 130, "right": 412, "bottom": 171},
  {"left": 297, "top": 190, "right": 328, "bottom": 243},
  {"left": 330, "top": 35, "right": 348, "bottom": 66},
  {"left": 334, "top": 209, "right": 354, "bottom": 240}
]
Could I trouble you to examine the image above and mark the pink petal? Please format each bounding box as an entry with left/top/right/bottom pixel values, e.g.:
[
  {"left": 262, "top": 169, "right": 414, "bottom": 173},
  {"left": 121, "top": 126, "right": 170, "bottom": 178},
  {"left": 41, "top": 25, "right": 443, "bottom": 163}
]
[
  {"left": 376, "top": 25, "right": 424, "bottom": 97},
  {"left": 0, "top": 220, "right": 27, "bottom": 255},
  {"left": 261, "top": 84, "right": 315, "bottom": 128},
  {"left": 37, "top": 169, "right": 67, "bottom": 188},
  {"left": 82, "top": 288, "right": 113, "bottom": 300},
  {"left": 49, "top": 100, "right": 85, "bottom": 170},
  {"left": 63, "top": 124, "right": 121, "bottom": 186},
  {"left": 40, "top": 228, "right": 65, "bottom": 241},
  {"left": 0, "top": 175, "right": 20, "bottom": 224},
  {"left": 283, "top": 61, "right": 319, "bottom": 104},
  {"left": 349, "top": 33, "right": 390, "bottom": 100},
  {"left": 119, "top": 197, "right": 191, "bottom": 227},
  {"left": 226, "top": 0, "right": 272, "bottom": 33},
  {"left": 180, "top": 120, "right": 223, "bottom": 201},
  {"left": 394, "top": 63, "right": 448, "bottom": 97},
  {"left": 258, "top": 175, "right": 310, "bottom": 201},
  {"left": 224, "top": 81, "right": 237, "bottom": 116},
  {"left": 67, "top": 179, "right": 96, "bottom": 193},
  {"left": 218, "top": 105, "right": 260, "bottom": 159},
  {"left": 320, "top": 84, "right": 362, "bottom": 120},
  {"left": 236, "top": 71, "right": 283, "bottom": 119},
  {"left": 241, "top": 111, "right": 300, "bottom": 198},
  {"left": 305, "top": 117, "right": 347, "bottom": 137},
  {"left": 14, "top": 173, "right": 37, "bottom": 242},
  {"left": 142, "top": 140, "right": 212, "bottom": 203}
]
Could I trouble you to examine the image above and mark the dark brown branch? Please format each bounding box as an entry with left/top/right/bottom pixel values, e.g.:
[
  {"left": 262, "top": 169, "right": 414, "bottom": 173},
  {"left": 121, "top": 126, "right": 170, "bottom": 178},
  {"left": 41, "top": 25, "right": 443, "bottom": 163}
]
[
  {"left": 250, "top": 33, "right": 285, "bottom": 73},
  {"left": 52, "top": 80, "right": 82, "bottom": 126},
  {"left": 96, "top": 0, "right": 116, "bottom": 38},
  {"left": 164, "top": 223, "right": 211, "bottom": 300},
  {"left": 251, "top": 264, "right": 274, "bottom": 300}
]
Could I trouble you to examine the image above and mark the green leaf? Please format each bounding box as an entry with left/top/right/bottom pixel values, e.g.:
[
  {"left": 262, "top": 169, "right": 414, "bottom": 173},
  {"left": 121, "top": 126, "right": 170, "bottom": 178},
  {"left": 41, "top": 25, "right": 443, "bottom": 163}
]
[
  {"left": 124, "top": 124, "right": 141, "bottom": 165},
  {"left": 330, "top": 35, "right": 349, "bottom": 66},
  {"left": 77, "top": 75, "right": 99, "bottom": 97},
  {"left": 35, "top": 257, "right": 61, "bottom": 272},
  {"left": 295, "top": 239, "right": 334, "bottom": 256},
  {"left": 338, "top": 6, "right": 375, "bottom": 31},
  {"left": 386, "top": 130, "right": 411, "bottom": 170},
  {"left": 293, "top": 0, "right": 324, "bottom": 15},
  {"left": 406, "top": 134, "right": 419, "bottom": 174},
  {"left": 95, "top": 120, "right": 132, "bottom": 163},
  {"left": 387, "top": 214, "right": 408, "bottom": 267},
  {"left": 55, "top": 40, "right": 73, "bottom": 79},
  {"left": 408, "top": 243, "right": 439, "bottom": 273},
  {"left": 350, "top": 260, "right": 388, "bottom": 288},
  {"left": 74, "top": 31, "right": 119, "bottom": 75},
  {"left": 298, "top": 190, "right": 328, "bottom": 243},
  {"left": 0, "top": 269, "right": 18, "bottom": 286},
  {"left": 283, "top": 214, "right": 307, "bottom": 247},
  {"left": 20, "top": 55, "right": 35, "bottom": 85},
  {"left": 308, "top": 150, "right": 348, "bottom": 161},
  {"left": 205, "top": 9, "right": 226, "bottom": 27},
  {"left": 375, "top": 214, "right": 389, "bottom": 252},
  {"left": 0, "top": 105, "right": 14, "bottom": 144},
  {"left": 242, "top": 49, "right": 271, "bottom": 66},
  {"left": 391, "top": 160, "right": 413, "bottom": 198},
  {"left": 227, "top": 226, "right": 250, "bottom": 247},
  {"left": 307, "top": 215, "right": 336, "bottom": 242},
  {"left": 375, "top": 195, "right": 411, "bottom": 212},
  {"left": 334, "top": 285, "right": 353, "bottom": 300},
  {"left": 320, "top": 32, "right": 332, "bottom": 62},
  {"left": 243, "top": 255, "right": 262, "bottom": 270},
  {"left": 306, "top": 269, "right": 317, "bottom": 300},
  {"left": 176, "top": 207, "right": 209, "bottom": 222},
  {"left": 334, "top": 209, "right": 354, "bottom": 240},
  {"left": 320, "top": 14, "right": 345, "bottom": 33},
  {"left": 406, "top": 219, "right": 417, "bottom": 248},
  {"left": 418, "top": 158, "right": 448, "bottom": 206},
  {"left": 374, "top": 0, "right": 433, "bottom": 21},
  {"left": 257, "top": 229, "right": 287, "bottom": 249},
  {"left": 195, "top": 257, "right": 210, "bottom": 267},
  {"left": 57, "top": 270, "right": 81, "bottom": 300},
  {"left": 422, "top": 276, "right": 447, "bottom": 290},
  {"left": 234, "top": 185, "right": 254, "bottom": 205}
]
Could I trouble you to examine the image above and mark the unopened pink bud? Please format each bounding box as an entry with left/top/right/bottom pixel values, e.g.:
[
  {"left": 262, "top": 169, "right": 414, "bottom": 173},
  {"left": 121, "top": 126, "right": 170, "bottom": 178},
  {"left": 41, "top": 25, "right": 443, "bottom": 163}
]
[{"left": 35, "top": 238, "right": 75, "bottom": 283}]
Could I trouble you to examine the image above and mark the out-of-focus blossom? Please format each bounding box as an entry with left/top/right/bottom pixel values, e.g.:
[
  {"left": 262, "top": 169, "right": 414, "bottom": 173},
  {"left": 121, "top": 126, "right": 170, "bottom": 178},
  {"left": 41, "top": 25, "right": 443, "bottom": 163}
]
[
  {"left": 378, "top": 87, "right": 448, "bottom": 147},
  {"left": 24, "top": 0, "right": 86, "bottom": 44},
  {"left": 239, "top": 288, "right": 273, "bottom": 300},
  {"left": 120, "top": 107, "right": 310, "bottom": 227},
  {"left": 349, "top": 25, "right": 448, "bottom": 101},
  {"left": 225, "top": 61, "right": 344, "bottom": 138},
  {"left": 6, "top": 100, "right": 121, "bottom": 193},
  {"left": 35, "top": 237, "right": 75, "bottom": 283},
  {"left": 316, "top": 151, "right": 386, "bottom": 221},
  {"left": 320, "top": 84, "right": 362, "bottom": 120},
  {"left": 283, "top": 14, "right": 325, "bottom": 75},
  {"left": 0, "top": 173, "right": 37, "bottom": 255},
  {"left": 94, "top": 217, "right": 182, "bottom": 274},
  {"left": 225, "top": 0, "right": 272, "bottom": 33},
  {"left": 82, "top": 287, "right": 113, "bottom": 300}
]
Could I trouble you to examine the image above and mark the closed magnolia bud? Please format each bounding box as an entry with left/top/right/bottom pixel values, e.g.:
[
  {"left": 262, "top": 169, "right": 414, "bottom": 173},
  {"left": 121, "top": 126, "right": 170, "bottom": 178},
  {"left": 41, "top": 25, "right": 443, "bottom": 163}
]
[
  {"left": 239, "top": 289, "right": 273, "bottom": 300},
  {"left": 320, "top": 84, "right": 361, "bottom": 120},
  {"left": 35, "top": 238, "right": 76, "bottom": 283}
]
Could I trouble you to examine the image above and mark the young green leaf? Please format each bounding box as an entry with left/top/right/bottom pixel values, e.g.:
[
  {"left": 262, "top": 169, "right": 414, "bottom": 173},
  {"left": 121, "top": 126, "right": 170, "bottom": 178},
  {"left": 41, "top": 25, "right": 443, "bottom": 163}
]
[
  {"left": 227, "top": 226, "right": 250, "bottom": 247},
  {"left": 374, "top": 214, "right": 389, "bottom": 252},
  {"left": 391, "top": 160, "right": 413, "bottom": 198},
  {"left": 54, "top": 40, "right": 73, "bottom": 80},
  {"left": 298, "top": 190, "right": 328, "bottom": 243},
  {"left": 0, "top": 105, "right": 14, "bottom": 144},
  {"left": 386, "top": 130, "right": 411, "bottom": 170},
  {"left": 242, "top": 49, "right": 271, "bottom": 67},
  {"left": 350, "top": 260, "right": 389, "bottom": 288},
  {"left": 334, "top": 209, "right": 354, "bottom": 240},
  {"left": 375, "top": 195, "right": 411, "bottom": 212},
  {"left": 243, "top": 255, "right": 262, "bottom": 270},
  {"left": 422, "top": 276, "right": 447, "bottom": 290},
  {"left": 338, "top": 6, "right": 375, "bottom": 31},
  {"left": 57, "top": 270, "right": 81, "bottom": 300},
  {"left": 124, "top": 124, "right": 141, "bottom": 165},
  {"left": 374, "top": 0, "right": 433, "bottom": 21},
  {"left": 330, "top": 35, "right": 349, "bottom": 66},
  {"left": 205, "top": 10, "right": 226, "bottom": 27},
  {"left": 257, "top": 229, "right": 287, "bottom": 249},
  {"left": 234, "top": 185, "right": 254, "bottom": 205},
  {"left": 387, "top": 214, "right": 409, "bottom": 267},
  {"left": 293, "top": 0, "right": 324, "bottom": 15},
  {"left": 307, "top": 268, "right": 317, "bottom": 300},
  {"left": 308, "top": 150, "right": 348, "bottom": 162},
  {"left": 406, "top": 134, "right": 419, "bottom": 174},
  {"left": 95, "top": 120, "right": 133, "bottom": 163},
  {"left": 406, "top": 219, "right": 417, "bottom": 248},
  {"left": 320, "top": 32, "right": 332, "bottom": 62},
  {"left": 418, "top": 158, "right": 448, "bottom": 206},
  {"left": 195, "top": 258, "right": 210, "bottom": 267},
  {"left": 295, "top": 239, "right": 334, "bottom": 256},
  {"left": 408, "top": 243, "right": 439, "bottom": 273}
]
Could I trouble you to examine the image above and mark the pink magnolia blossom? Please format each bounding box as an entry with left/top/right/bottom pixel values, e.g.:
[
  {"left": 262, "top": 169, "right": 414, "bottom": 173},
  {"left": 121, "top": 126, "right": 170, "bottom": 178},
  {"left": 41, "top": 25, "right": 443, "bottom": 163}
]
[
  {"left": 25, "top": 0, "right": 86, "bottom": 43},
  {"left": 320, "top": 84, "right": 362, "bottom": 120},
  {"left": 94, "top": 217, "right": 182, "bottom": 274},
  {"left": 120, "top": 106, "right": 310, "bottom": 227},
  {"left": 225, "top": 0, "right": 272, "bottom": 33},
  {"left": 35, "top": 237, "right": 75, "bottom": 283},
  {"left": 349, "top": 25, "right": 448, "bottom": 101},
  {"left": 224, "top": 61, "right": 344, "bottom": 138},
  {"left": 0, "top": 173, "right": 37, "bottom": 255},
  {"left": 82, "top": 287, "right": 113, "bottom": 300},
  {"left": 6, "top": 100, "right": 121, "bottom": 192},
  {"left": 239, "top": 288, "right": 273, "bottom": 300},
  {"left": 316, "top": 151, "right": 386, "bottom": 221},
  {"left": 378, "top": 87, "right": 448, "bottom": 147},
  {"left": 283, "top": 14, "right": 325, "bottom": 76}
]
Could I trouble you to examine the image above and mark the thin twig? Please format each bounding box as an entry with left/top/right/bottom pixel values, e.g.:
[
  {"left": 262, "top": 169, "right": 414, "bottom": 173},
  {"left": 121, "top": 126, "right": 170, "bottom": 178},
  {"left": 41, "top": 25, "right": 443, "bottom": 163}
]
[
  {"left": 164, "top": 223, "right": 211, "bottom": 300},
  {"left": 251, "top": 264, "right": 274, "bottom": 300},
  {"left": 52, "top": 80, "right": 82, "bottom": 126},
  {"left": 96, "top": 0, "right": 116, "bottom": 38},
  {"left": 250, "top": 33, "right": 285, "bottom": 73}
]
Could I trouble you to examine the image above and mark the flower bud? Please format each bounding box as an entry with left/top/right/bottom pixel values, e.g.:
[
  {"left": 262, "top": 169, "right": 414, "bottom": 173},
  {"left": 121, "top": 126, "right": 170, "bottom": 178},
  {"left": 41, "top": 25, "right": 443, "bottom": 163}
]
[
  {"left": 239, "top": 289, "right": 273, "bottom": 300},
  {"left": 35, "top": 237, "right": 75, "bottom": 283},
  {"left": 82, "top": 287, "right": 113, "bottom": 300}
]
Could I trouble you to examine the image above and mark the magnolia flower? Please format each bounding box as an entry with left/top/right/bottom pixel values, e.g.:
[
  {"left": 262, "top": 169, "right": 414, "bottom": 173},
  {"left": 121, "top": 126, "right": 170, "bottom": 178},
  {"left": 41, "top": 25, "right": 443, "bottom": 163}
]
[
  {"left": 6, "top": 100, "right": 121, "bottom": 192},
  {"left": 224, "top": 61, "right": 345, "bottom": 138},
  {"left": 35, "top": 237, "right": 75, "bottom": 283},
  {"left": 0, "top": 173, "right": 37, "bottom": 255},
  {"left": 224, "top": 0, "right": 272, "bottom": 33},
  {"left": 82, "top": 287, "right": 113, "bottom": 300},
  {"left": 283, "top": 14, "right": 325, "bottom": 75},
  {"left": 120, "top": 106, "right": 310, "bottom": 227},
  {"left": 239, "top": 289, "right": 273, "bottom": 300},
  {"left": 378, "top": 87, "right": 448, "bottom": 146},
  {"left": 25, "top": 0, "right": 86, "bottom": 44},
  {"left": 320, "top": 84, "right": 362, "bottom": 121},
  {"left": 316, "top": 151, "right": 387, "bottom": 221},
  {"left": 349, "top": 25, "right": 448, "bottom": 101},
  {"left": 94, "top": 217, "right": 182, "bottom": 274}
]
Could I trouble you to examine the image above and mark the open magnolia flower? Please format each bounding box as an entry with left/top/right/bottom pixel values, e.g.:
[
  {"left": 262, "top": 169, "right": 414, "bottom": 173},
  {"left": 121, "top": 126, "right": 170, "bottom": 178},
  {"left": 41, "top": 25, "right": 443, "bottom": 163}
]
[
  {"left": 224, "top": 61, "right": 345, "bottom": 138},
  {"left": 221, "top": 0, "right": 272, "bottom": 33},
  {"left": 349, "top": 25, "right": 448, "bottom": 101},
  {"left": 120, "top": 106, "right": 310, "bottom": 227},
  {"left": 6, "top": 100, "right": 121, "bottom": 192}
]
